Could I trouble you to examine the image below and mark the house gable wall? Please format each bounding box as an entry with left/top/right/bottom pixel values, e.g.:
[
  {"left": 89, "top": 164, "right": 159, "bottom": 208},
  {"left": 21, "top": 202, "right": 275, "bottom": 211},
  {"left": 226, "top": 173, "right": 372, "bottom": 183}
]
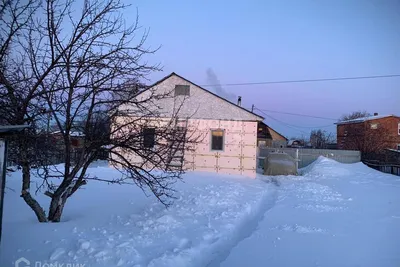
[{"left": 119, "top": 74, "right": 262, "bottom": 121}]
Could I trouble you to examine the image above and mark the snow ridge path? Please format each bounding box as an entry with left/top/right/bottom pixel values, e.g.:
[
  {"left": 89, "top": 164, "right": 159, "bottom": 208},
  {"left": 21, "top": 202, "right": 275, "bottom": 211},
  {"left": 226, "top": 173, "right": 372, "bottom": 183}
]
[
  {"left": 206, "top": 186, "right": 278, "bottom": 267},
  {"left": 146, "top": 178, "right": 278, "bottom": 267}
]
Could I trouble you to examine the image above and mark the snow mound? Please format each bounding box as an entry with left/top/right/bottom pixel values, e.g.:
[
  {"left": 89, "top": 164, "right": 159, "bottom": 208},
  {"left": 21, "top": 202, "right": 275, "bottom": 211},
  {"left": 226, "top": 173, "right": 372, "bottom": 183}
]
[{"left": 300, "top": 156, "right": 352, "bottom": 177}]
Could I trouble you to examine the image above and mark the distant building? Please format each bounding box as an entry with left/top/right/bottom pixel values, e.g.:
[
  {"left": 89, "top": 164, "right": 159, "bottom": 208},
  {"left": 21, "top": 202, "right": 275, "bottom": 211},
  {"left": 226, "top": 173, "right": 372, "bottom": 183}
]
[
  {"left": 336, "top": 113, "right": 400, "bottom": 160},
  {"left": 326, "top": 143, "right": 337, "bottom": 150},
  {"left": 287, "top": 139, "right": 303, "bottom": 148}
]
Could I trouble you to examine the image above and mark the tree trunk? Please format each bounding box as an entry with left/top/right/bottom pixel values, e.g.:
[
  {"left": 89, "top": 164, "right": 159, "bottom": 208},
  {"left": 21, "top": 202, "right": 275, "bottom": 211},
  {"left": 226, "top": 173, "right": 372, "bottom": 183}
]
[
  {"left": 47, "top": 197, "right": 65, "bottom": 222},
  {"left": 48, "top": 188, "right": 70, "bottom": 222},
  {"left": 20, "top": 162, "right": 48, "bottom": 222}
]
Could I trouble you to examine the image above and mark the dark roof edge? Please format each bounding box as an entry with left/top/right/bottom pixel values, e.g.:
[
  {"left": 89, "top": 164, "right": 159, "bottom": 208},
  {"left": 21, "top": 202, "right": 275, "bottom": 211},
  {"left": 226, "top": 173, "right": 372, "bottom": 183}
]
[
  {"left": 0, "top": 124, "right": 30, "bottom": 134},
  {"left": 258, "top": 121, "right": 288, "bottom": 141},
  {"left": 269, "top": 127, "right": 289, "bottom": 141},
  {"left": 335, "top": 115, "right": 400, "bottom": 125}
]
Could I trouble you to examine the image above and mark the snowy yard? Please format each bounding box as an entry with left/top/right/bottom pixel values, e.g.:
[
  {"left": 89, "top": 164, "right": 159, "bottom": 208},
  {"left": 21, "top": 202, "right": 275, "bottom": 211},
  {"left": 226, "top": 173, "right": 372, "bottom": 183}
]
[{"left": 1, "top": 157, "right": 400, "bottom": 267}]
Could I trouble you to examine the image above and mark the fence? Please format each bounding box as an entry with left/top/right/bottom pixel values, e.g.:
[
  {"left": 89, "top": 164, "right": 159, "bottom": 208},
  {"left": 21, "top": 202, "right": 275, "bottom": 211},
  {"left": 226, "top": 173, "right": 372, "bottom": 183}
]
[
  {"left": 257, "top": 147, "right": 361, "bottom": 169},
  {"left": 363, "top": 161, "right": 400, "bottom": 176},
  {"left": 6, "top": 148, "right": 109, "bottom": 168}
]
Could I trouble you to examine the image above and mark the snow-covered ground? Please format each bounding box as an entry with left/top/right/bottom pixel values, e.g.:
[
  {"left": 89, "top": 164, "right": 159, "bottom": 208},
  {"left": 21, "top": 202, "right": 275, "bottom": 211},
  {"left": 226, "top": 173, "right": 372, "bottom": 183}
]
[
  {"left": 1, "top": 157, "right": 400, "bottom": 267},
  {"left": 222, "top": 158, "right": 400, "bottom": 267}
]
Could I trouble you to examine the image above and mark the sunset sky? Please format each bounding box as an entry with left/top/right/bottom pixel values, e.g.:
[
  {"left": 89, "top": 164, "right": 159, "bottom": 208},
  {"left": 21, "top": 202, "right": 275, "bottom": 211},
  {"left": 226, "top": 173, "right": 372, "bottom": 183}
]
[{"left": 123, "top": 0, "right": 400, "bottom": 138}]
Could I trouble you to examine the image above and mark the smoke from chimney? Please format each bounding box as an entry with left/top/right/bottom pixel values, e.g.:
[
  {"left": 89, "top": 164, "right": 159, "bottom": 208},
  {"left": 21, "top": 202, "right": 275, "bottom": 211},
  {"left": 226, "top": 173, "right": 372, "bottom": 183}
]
[{"left": 206, "top": 68, "right": 237, "bottom": 103}]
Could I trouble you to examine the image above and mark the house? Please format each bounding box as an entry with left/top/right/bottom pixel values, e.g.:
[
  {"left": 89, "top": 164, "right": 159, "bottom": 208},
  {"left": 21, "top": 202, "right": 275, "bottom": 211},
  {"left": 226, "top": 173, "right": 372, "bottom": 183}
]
[
  {"left": 257, "top": 121, "right": 288, "bottom": 148},
  {"left": 287, "top": 139, "right": 303, "bottom": 148},
  {"left": 336, "top": 113, "right": 400, "bottom": 159},
  {"left": 50, "top": 130, "right": 85, "bottom": 148},
  {"left": 326, "top": 143, "right": 337, "bottom": 150},
  {"left": 113, "top": 72, "right": 264, "bottom": 177}
]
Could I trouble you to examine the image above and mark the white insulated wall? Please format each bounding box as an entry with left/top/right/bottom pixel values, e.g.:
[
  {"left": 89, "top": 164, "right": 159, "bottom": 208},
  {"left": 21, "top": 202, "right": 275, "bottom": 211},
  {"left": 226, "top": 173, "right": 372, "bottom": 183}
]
[
  {"left": 119, "top": 75, "right": 262, "bottom": 122},
  {"left": 185, "top": 119, "right": 258, "bottom": 177}
]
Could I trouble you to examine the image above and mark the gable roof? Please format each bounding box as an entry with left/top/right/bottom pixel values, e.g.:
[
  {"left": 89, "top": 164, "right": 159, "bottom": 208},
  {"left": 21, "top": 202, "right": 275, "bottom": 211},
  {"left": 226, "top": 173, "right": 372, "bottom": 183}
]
[
  {"left": 335, "top": 114, "right": 400, "bottom": 125},
  {"left": 258, "top": 121, "right": 288, "bottom": 141},
  {"left": 140, "top": 72, "right": 264, "bottom": 121}
]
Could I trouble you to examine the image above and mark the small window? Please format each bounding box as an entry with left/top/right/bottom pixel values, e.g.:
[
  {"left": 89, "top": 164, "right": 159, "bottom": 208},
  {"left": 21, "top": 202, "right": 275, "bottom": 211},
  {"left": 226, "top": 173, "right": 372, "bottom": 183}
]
[
  {"left": 143, "top": 128, "right": 155, "bottom": 148},
  {"left": 397, "top": 144, "right": 400, "bottom": 151},
  {"left": 174, "top": 85, "right": 190, "bottom": 96},
  {"left": 370, "top": 123, "right": 378, "bottom": 129},
  {"left": 398, "top": 123, "right": 400, "bottom": 135},
  {"left": 211, "top": 129, "right": 224, "bottom": 151}
]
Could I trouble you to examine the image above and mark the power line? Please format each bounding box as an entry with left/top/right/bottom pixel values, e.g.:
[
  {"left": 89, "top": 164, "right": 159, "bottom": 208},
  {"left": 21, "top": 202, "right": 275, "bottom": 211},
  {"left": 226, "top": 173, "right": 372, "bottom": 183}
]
[
  {"left": 254, "top": 108, "right": 335, "bottom": 135},
  {"left": 257, "top": 110, "right": 309, "bottom": 135},
  {"left": 200, "top": 74, "right": 400, "bottom": 87},
  {"left": 254, "top": 108, "right": 338, "bottom": 121}
]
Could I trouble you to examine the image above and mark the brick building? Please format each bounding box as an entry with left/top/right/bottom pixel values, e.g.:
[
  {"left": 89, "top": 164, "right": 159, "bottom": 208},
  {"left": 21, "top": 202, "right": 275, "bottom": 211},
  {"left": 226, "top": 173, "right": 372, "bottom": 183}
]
[{"left": 336, "top": 114, "right": 400, "bottom": 160}]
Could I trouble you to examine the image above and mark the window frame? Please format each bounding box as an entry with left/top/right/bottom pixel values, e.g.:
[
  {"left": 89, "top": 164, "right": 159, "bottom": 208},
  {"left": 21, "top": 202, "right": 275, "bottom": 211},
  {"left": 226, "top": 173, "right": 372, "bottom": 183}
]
[
  {"left": 174, "top": 85, "right": 190, "bottom": 96},
  {"left": 210, "top": 129, "right": 225, "bottom": 152},
  {"left": 370, "top": 123, "right": 378, "bottom": 129},
  {"left": 398, "top": 123, "right": 400, "bottom": 135},
  {"left": 142, "top": 127, "right": 156, "bottom": 149}
]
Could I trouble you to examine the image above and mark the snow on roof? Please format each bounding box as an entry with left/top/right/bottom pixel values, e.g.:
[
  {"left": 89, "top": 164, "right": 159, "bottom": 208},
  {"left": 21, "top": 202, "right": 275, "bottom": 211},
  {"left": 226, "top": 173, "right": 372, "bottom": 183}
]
[
  {"left": 335, "top": 114, "right": 399, "bottom": 125},
  {"left": 287, "top": 140, "right": 297, "bottom": 146}
]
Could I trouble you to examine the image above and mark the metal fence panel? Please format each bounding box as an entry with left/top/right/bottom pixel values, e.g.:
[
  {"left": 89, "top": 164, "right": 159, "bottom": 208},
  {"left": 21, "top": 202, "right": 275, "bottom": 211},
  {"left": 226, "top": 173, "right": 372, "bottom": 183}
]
[
  {"left": 258, "top": 147, "right": 361, "bottom": 169},
  {"left": 363, "top": 161, "right": 400, "bottom": 176}
]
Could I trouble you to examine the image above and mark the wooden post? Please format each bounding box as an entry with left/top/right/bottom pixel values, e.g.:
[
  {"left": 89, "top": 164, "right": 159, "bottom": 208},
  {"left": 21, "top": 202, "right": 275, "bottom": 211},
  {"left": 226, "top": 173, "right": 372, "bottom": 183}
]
[
  {"left": 0, "top": 124, "right": 29, "bottom": 245},
  {"left": 0, "top": 139, "right": 8, "bottom": 243}
]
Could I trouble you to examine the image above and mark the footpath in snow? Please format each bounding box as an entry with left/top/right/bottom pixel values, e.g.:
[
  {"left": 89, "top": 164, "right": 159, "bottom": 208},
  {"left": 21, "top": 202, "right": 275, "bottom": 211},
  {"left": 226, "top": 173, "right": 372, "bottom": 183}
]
[
  {"left": 1, "top": 166, "right": 276, "bottom": 267},
  {"left": 2, "top": 157, "right": 400, "bottom": 267},
  {"left": 221, "top": 157, "right": 400, "bottom": 267}
]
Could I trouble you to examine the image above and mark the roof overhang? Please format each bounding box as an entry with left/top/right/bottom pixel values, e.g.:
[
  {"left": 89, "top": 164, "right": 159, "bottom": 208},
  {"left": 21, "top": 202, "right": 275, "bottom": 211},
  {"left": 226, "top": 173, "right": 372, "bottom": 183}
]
[
  {"left": 0, "top": 125, "right": 30, "bottom": 136},
  {"left": 335, "top": 115, "right": 400, "bottom": 125}
]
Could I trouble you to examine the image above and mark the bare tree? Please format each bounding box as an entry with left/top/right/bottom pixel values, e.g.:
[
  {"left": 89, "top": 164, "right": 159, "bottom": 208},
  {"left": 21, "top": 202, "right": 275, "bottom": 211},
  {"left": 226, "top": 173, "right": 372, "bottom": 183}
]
[
  {"left": 339, "top": 123, "right": 391, "bottom": 161},
  {"left": 339, "top": 111, "right": 371, "bottom": 122},
  {"left": 338, "top": 111, "right": 392, "bottom": 160},
  {"left": 0, "top": 0, "right": 199, "bottom": 222},
  {"left": 310, "top": 129, "right": 334, "bottom": 149}
]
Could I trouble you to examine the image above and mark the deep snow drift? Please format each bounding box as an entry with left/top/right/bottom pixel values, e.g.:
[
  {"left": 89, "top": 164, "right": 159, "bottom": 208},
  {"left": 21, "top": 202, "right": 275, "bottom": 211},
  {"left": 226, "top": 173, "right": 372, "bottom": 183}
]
[{"left": 1, "top": 157, "right": 400, "bottom": 267}]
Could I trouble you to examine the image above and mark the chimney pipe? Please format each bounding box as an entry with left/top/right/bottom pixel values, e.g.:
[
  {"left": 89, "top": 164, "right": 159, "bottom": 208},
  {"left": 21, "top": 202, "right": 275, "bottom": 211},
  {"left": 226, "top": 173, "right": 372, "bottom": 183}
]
[
  {"left": 373, "top": 112, "right": 378, "bottom": 116},
  {"left": 237, "top": 96, "right": 242, "bottom": 106}
]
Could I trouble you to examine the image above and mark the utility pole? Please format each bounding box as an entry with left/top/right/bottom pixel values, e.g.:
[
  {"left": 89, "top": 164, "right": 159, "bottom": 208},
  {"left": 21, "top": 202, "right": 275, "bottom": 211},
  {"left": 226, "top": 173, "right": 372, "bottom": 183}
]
[{"left": 251, "top": 104, "right": 255, "bottom": 112}]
